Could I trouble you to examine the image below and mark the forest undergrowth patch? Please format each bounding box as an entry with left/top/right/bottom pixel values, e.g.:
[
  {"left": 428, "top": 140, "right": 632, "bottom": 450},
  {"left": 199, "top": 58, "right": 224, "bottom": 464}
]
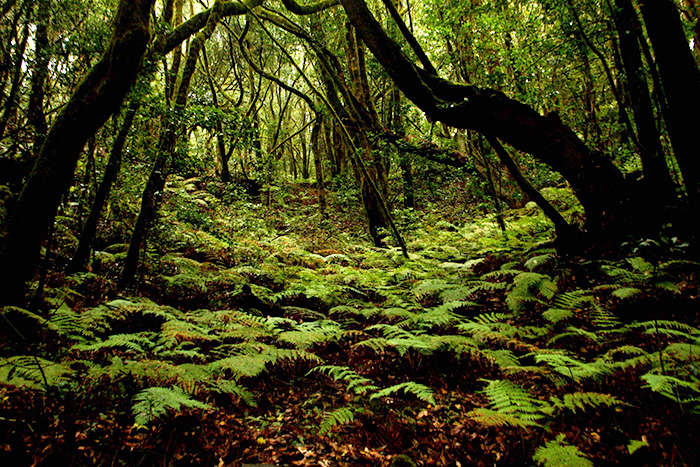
[{"left": 2, "top": 186, "right": 700, "bottom": 466}]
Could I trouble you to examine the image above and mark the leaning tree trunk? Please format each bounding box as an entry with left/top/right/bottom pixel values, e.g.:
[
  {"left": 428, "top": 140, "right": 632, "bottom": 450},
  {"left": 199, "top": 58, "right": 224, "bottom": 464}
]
[
  {"left": 340, "top": 0, "right": 637, "bottom": 244},
  {"left": 0, "top": 0, "right": 154, "bottom": 306}
]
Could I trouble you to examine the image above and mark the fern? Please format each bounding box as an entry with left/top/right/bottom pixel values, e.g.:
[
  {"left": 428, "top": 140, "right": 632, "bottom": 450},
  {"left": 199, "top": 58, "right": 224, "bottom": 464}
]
[
  {"left": 310, "top": 365, "right": 378, "bottom": 395},
  {"left": 589, "top": 305, "right": 622, "bottom": 329},
  {"left": 525, "top": 253, "right": 557, "bottom": 271},
  {"left": 550, "top": 392, "right": 626, "bottom": 413},
  {"left": 0, "top": 355, "right": 73, "bottom": 391},
  {"left": 543, "top": 308, "right": 575, "bottom": 324},
  {"left": 611, "top": 287, "right": 642, "bottom": 300},
  {"left": 370, "top": 381, "right": 436, "bottom": 405},
  {"left": 318, "top": 406, "right": 357, "bottom": 434},
  {"left": 468, "top": 379, "right": 548, "bottom": 427},
  {"left": 642, "top": 373, "right": 700, "bottom": 411},
  {"left": 457, "top": 313, "right": 517, "bottom": 343},
  {"left": 131, "top": 386, "right": 212, "bottom": 427},
  {"left": 532, "top": 434, "right": 594, "bottom": 467},
  {"left": 507, "top": 272, "right": 558, "bottom": 312},
  {"left": 274, "top": 320, "right": 343, "bottom": 349},
  {"left": 397, "top": 305, "right": 464, "bottom": 330},
  {"left": 533, "top": 352, "right": 611, "bottom": 381},
  {"left": 73, "top": 332, "right": 156, "bottom": 353},
  {"left": 204, "top": 379, "right": 257, "bottom": 407}
]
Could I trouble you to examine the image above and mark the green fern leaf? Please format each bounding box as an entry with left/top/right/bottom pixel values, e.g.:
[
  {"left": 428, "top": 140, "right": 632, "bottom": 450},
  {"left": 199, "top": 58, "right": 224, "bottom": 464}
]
[
  {"left": 533, "top": 434, "right": 594, "bottom": 467},
  {"left": 310, "top": 365, "right": 378, "bottom": 395},
  {"left": 132, "top": 386, "right": 212, "bottom": 427},
  {"left": 370, "top": 381, "right": 436, "bottom": 405},
  {"left": 550, "top": 392, "right": 625, "bottom": 413},
  {"left": 319, "top": 406, "right": 357, "bottom": 434}
]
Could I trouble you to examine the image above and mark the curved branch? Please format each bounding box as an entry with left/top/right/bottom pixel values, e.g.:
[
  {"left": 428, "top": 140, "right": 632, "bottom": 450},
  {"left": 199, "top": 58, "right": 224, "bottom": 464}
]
[
  {"left": 154, "top": 0, "right": 263, "bottom": 55},
  {"left": 232, "top": 20, "right": 318, "bottom": 112},
  {"left": 279, "top": 0, "right": 340, "bottom": 15},
  {"left": 379, "top": 0, "right": 437, "bottom": 75},
  {"left": 340, "top": 0, "right": 630, "bottom": 234}
]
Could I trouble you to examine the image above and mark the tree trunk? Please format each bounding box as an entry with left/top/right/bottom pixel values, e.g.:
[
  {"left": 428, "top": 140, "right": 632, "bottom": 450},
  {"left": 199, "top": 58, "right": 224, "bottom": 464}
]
[
  {"left": 612, "top": 0, "right": 676, "bottom": 202},
  {"left": 0, "top": 0, "right": 154, "bottom": 306},
  {"left": 27, "top": 0, "right": 50, "bottom": 149},
  {"left": 67, "top": 102, "right": 139, "bottom": 274},
  {"left": 340, "top": 0, "right": 636, "bottom": 243},
  {"left": 120, "top": 0, "right": 223, "bottom": 288},
  {"left": 311, "top": 114, "right": 327, "bottom": 215},
  {"left": 637, "top": 0, "right": 700, "bottom": 200}
]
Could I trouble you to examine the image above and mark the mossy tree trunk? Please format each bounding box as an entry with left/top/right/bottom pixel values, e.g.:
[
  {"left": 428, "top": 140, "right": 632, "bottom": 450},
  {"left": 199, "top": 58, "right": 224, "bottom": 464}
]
[
  {"left": 340, "top": 0, "right": 658, "bottom": 245},
  {"left": 119, "top": 0, "right": 224, "bottom": 288},
  {"left": 0, "top": 0, "right": 154, "bottom": 306}
]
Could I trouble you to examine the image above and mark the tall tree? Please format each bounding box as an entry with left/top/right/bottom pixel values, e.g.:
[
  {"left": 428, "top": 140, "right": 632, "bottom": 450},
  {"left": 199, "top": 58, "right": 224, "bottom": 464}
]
[{"left": 0, "top": 0, "right": 154, "bottom": 306}]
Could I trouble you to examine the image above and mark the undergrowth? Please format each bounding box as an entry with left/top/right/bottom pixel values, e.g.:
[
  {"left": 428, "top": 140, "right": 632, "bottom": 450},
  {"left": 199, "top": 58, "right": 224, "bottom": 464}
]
[{"left": 1, "top": 182, "right": 699, "bottom": 466}]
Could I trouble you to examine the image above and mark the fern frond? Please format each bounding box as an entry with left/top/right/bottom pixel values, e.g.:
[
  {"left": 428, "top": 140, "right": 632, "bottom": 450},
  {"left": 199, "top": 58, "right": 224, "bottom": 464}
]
[
  {"left": 525, "top": 253, "right": 557, "bottom": 271},
  {"left": 319, "top": 406, "right": 357, "bottom": 434},
  {"left": 550, "top": 392, "right": 625, "bottom": 413},
  {"left": 547, "top": 327, "right": 600, "bottom": 346},
  {"left": 632, "top": 320, "right": 698, "bottom": 336},
  {"left": 467, "top": 408, "right": 538, "bottom": 428},
  {"left": 589, "top": 305, "right": 622, "bottom": 329},
  {"left": 370, "top": 381, "right": 436, "bottom": 405},
  {"left": 73, "top": 333, "right": 156, "bottom": 353},
  {"left": 551, "top": 290, "right": 593, "bottom": 310},
  {"left": 507, "top": 272, "right": 557, "bottom": 312},
  {"left": 205, "top": 379, "right": 257, "bottom": 407},
  {"left": 532, "top": 434, "right": 594, "bottom": 467},
  {"left": 161, "top": 320, "right": 213, "bottom": 344},
  {"left": 542, "top": 308, "right": 575, "bottom": 324},
  {"left": 275, "top": 320, "right": 343, "bottom": 350},
  {"left": 470, "top": 379, "right": 548, "bottom": 427},
  {"left": 0, "top": 356, "right": 73, "bottom": 391},
  {"left": 534, "top": 352, "right": 611, "bottom": 381},
  {"left": 611, "top": 287, "right": 642, "bottom": 300},
  {"left": 310, "top": 365, "right": 378, "bottom": 395},
  {"left": 132, "top": 386, "right": 212, "bottom": 427}
]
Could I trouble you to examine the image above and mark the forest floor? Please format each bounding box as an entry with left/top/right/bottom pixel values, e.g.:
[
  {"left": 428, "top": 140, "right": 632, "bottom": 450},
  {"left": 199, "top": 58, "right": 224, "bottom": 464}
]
[{"left": 2, "top": 180, "right": 700, "bottom": 467}]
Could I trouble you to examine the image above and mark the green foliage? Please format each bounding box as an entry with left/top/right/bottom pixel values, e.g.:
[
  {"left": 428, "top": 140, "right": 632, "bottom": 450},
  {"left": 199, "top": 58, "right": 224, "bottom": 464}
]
[
  {"left": 468, "top": 379, "right": 548, "bottom": 427},
  {"left": 370, "top": 382, "right": 436, "bottom": 405},
  {"left": 532, "top": 434, "right": 594, "bottom": 467},
  {"left": 549, "top": 392, "right": 626, "bottom": 413},
  {"left": 0, "top": 356, "right": 73, "bottom": 391},
  {"left": 507, "top": 272, "right": 558, "bottom": 313},
  {"left": 132, "top": 386, "right": 212, "bottom": 427},
  {"left": 318, "top": 406, "right": 358, "bottom": 435},
  {"left": 310, "top": 365, "right": 378, "bottom": 395}
]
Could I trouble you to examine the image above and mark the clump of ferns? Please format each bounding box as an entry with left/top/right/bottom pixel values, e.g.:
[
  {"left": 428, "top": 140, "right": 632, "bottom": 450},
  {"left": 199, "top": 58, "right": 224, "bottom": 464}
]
[
  {"left": 307, "top": 364, "right": 436, "bottom": 435},
  {"left": 468, "top": 378, "right": 628, "bottom": 466},
  {"left": 595, "top": 256, "right": 688, "bottom": 301}
]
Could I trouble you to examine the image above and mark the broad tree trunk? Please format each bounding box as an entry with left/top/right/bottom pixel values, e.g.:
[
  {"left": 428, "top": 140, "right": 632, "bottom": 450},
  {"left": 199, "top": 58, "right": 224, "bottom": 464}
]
[
  {"left": 613, "top": 0, "right": 675, "bottom": 202},
  {"left": 637, "top": 0, "right": 700, "bottom": 200},
  {"left": 0, "top": 0, "right": 154, "bottom": 306}
]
